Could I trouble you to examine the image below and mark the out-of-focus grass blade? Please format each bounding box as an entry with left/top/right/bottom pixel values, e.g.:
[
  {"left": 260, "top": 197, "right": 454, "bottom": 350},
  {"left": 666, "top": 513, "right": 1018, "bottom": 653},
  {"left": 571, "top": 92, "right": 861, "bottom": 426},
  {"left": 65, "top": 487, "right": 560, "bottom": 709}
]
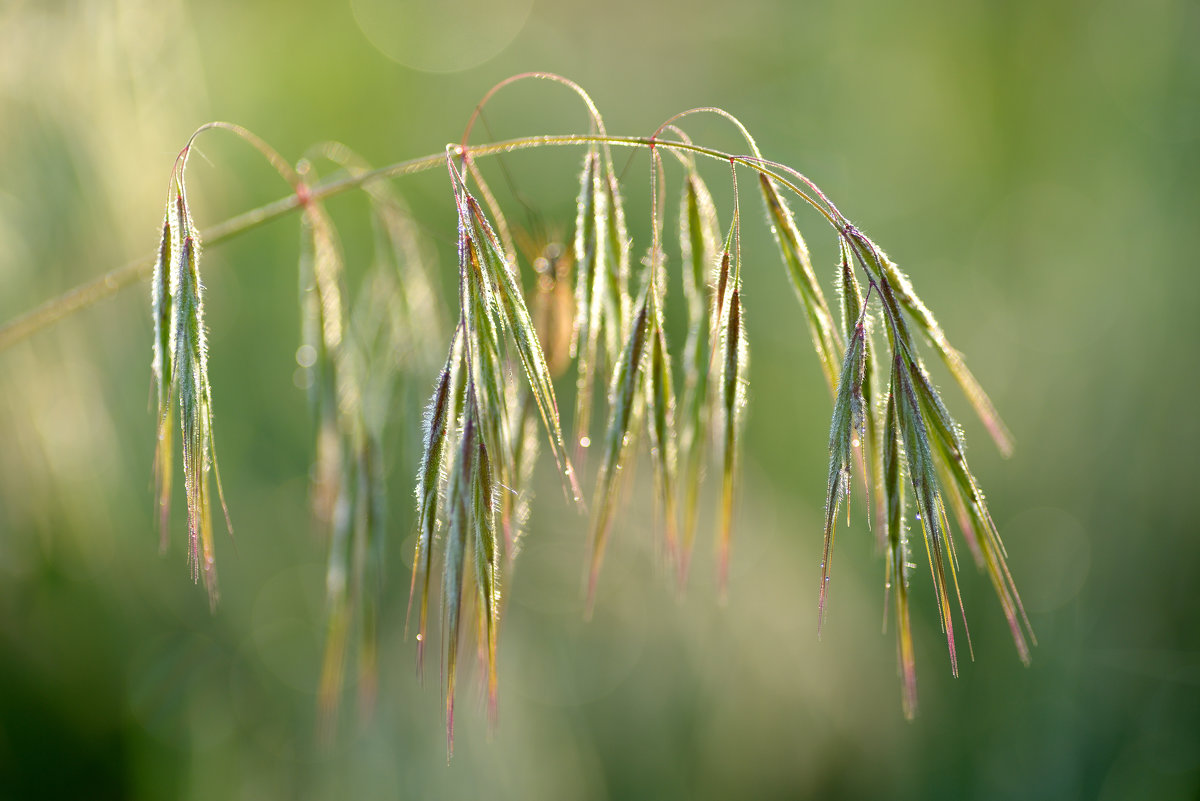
[
  {"left": 356, "top": 430, "right": 385, "bottom": 719},
  {"left": 587, "top": 289, "right": 650, "bottom": 609},
  {"left": 759, "top": 174, "right": 842, "bottom": 393},
  {"left": 677, "top": 172, "right": 718, "bottom": 583},
  {"left": 819, "top": 322, "right": 866, "bottom": 632},
  {"left": 307, "top": 141, "right": 443, "bottom": 371},
  {"left": 526, "top": 243, "right": 574, "bottom": 378},
  {"left": 317, "top": 473, "right": 353, "bottom": 739},
  {"left": 298, "top": 204, "right": 347, "bottom": 528}
]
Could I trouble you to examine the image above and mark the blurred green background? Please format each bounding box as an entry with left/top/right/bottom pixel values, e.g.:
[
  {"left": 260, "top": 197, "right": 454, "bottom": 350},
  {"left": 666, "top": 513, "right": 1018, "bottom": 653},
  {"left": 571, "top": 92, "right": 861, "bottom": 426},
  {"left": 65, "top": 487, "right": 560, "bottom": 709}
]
[{"left": 1, "top": 0, "right": 1197, "bottom": 798}]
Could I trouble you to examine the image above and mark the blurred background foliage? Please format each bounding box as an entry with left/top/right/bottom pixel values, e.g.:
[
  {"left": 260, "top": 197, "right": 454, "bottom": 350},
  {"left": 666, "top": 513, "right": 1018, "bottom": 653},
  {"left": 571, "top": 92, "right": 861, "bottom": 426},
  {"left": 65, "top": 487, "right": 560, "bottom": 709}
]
[{"left": 1, "top": 0, "right": 1198, "bottom": 798}]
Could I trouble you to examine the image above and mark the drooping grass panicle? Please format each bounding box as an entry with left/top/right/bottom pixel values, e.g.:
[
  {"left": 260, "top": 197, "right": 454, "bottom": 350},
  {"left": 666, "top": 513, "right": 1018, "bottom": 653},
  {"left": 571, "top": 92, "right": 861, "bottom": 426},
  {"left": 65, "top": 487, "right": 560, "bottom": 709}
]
[
  {"left": 131, "top": 81, "right": 1034, "bottom": 739},
  {"left": 294, "top": 165, "right": 375, "bottom": 733},
  {"left": 154, "top": 123, "right": 342, "bottom": 608},
  {"left": 467, "top": 193, "right": 581, "bottom": 501},
  {"left": 427, "top": 146, "right": 612, "bottom": 749},
  {"left": 155, "top": 147, "right": 233, "bottom": 607},
  {"left": 843, "top": 231, "right": 969, "bottom": 670},
  {"left": 293, "top": 142, "right": 439, "bottom": 730},
  {"left": 343, "top": 251, "right": 427, "bottom": 722},
  {"left": 459, "top": 73, "right": 631, "bottom": 471},
  {"left": 297, "top": 191, "right": 347, "bottom": 528},
  {"left": 815, "top": 221, "right": 1030, "bottom": 703}
]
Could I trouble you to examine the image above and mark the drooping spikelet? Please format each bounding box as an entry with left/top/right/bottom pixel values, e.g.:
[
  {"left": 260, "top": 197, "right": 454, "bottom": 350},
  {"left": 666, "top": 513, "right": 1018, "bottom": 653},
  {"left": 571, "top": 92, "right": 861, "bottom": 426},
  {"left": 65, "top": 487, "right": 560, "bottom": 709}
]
[{"left": 152, "top": 151, "right": 231, "bottom": 608}]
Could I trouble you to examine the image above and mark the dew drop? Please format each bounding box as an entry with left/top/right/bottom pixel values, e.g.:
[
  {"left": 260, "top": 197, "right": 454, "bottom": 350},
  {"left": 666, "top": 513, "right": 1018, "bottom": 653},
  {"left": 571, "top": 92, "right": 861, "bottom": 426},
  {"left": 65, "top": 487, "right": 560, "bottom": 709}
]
[
  {"left": 579, "top": 435, "right": 591, "bottom": 449},
  {"left": 415, "top": 633, "right": 423, "bottom": 642},
  {"left": 852, "top": 438, "right": 860, "bottom": 448},
  {"left": 296, "top": 343, "right": 317, "bottom": 368}
]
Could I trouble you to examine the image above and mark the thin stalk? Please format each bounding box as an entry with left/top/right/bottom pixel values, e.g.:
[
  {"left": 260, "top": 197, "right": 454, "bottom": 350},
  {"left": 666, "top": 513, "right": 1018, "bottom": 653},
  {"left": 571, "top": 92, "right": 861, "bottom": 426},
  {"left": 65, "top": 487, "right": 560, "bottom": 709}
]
[{"left": 0, "top": 135, "right": 837, "bottom": 353}]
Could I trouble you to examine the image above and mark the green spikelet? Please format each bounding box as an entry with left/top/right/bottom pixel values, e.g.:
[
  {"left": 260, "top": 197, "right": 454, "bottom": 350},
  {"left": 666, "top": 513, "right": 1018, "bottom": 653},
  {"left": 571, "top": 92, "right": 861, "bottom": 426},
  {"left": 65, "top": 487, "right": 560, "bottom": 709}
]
[
  {"left": 153, "top": 158, "right": 231, "bottom": 608},
  {"left": 759, "top": 173, "right": 841, "bottom": 393},
  {"left": 151, "top": 209, "right": 174, "bottom": 552},
  {"left": 676, "top": 171, "right": 719, "bottom": 583}
]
